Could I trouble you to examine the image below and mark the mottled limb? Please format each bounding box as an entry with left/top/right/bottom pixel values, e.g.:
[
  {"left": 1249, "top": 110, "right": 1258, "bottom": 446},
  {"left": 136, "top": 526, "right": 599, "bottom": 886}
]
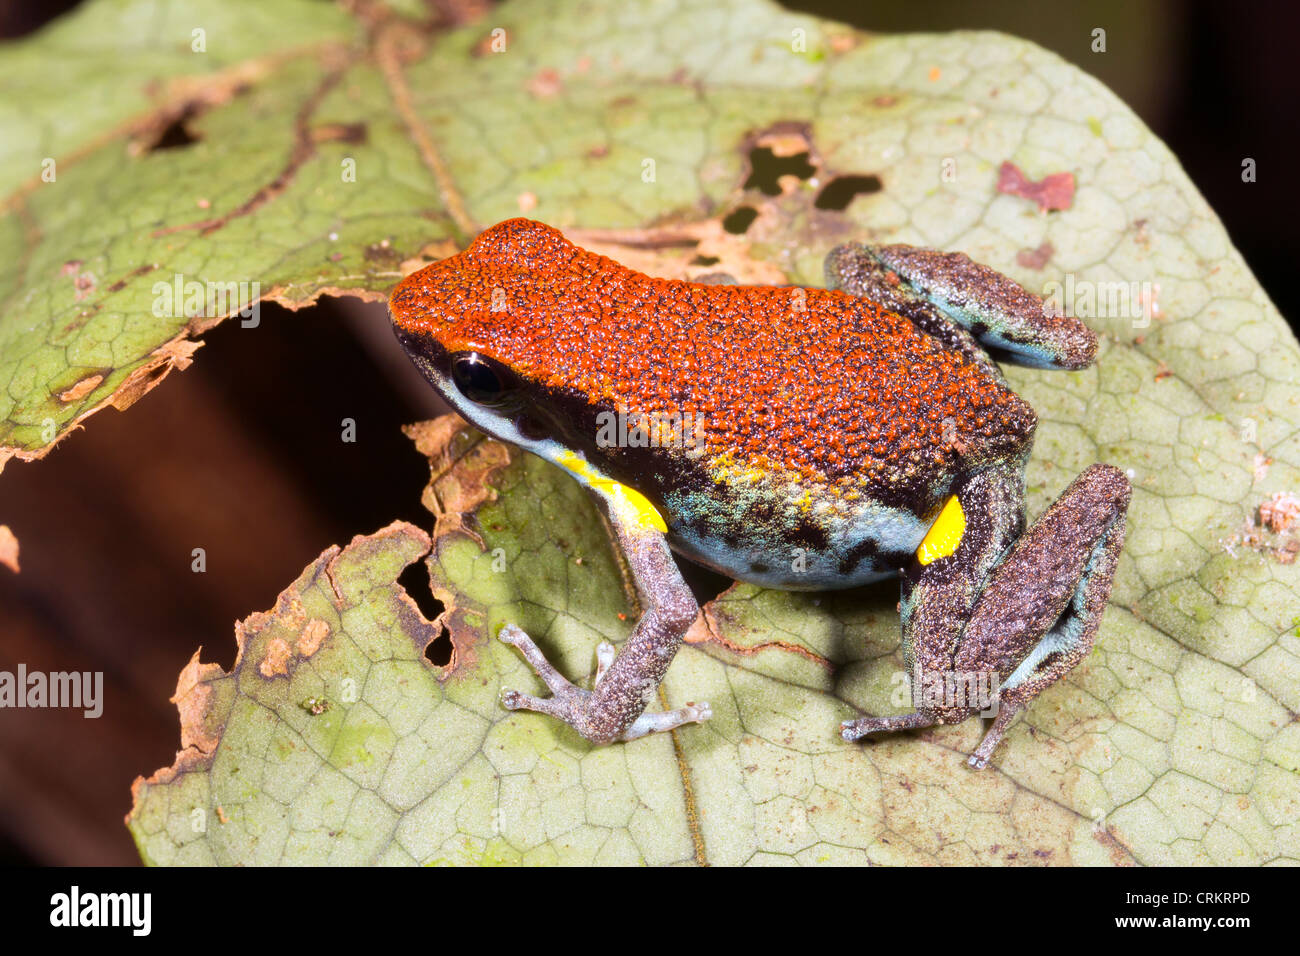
[
  {"left": 958, "top": 464, "right": 1131, "bottom": 767},
  {"left": 498, "top": 483, "right": 709, "bottom": 744},
  {"left": 827, "top": 242, "right": 1097, "bottom": 370},
  {"left": 827, "top": 242, "right": 1007, "bottom": 380},
  {"left": 841, "top": 465, "right": 1025, "bottom": 741},
  {"left": 841, "top": 710, "right": 938, "bottom": 741},
  {"left": 966, "top": 704, "right": 1020, "bottom": 770},
  {"left": 840, "top": 464, "right": 1130, "bottom": 770}
]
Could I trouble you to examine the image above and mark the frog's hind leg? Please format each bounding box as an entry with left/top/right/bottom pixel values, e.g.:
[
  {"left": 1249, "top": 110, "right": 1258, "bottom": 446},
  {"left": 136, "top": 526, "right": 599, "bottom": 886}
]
[
  {"left": 827, "top": 242, "right": 1098, "bottom": 371},
  {"left": 498, "top": 482, "right": 712, "bottom": 745},
  {"left": 826, "top": 243, "right": 1006, "bottom": 381},
  {"left": 842, "top": 463, "right": 1028, "bottom": 744},
  {"left": 841, "top": 464, "right": 1129, "bottom": 768},
  {"left": 957, "top": 464, "right": 1131, "bottom": 768}
]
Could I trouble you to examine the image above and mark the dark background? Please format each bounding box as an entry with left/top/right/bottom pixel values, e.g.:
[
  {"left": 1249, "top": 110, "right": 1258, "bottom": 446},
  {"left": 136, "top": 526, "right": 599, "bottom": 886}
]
[{"left": 1, "top": 0, "right": 1297, "bottom": 864}]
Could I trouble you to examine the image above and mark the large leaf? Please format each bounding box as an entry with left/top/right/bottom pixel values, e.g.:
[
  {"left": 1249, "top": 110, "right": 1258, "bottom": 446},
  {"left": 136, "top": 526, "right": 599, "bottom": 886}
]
[
  {"left": 130, "top": 409, "right": 1300, "bottom": 865},
  {"left": 89, "top": 0, "right": 1300, "bottom": 863}
]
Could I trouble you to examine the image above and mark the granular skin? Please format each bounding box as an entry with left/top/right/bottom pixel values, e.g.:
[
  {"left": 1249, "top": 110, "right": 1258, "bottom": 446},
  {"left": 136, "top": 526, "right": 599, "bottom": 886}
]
[{"left": 389, "top": 218, "right": 1036, "bottom": 505}]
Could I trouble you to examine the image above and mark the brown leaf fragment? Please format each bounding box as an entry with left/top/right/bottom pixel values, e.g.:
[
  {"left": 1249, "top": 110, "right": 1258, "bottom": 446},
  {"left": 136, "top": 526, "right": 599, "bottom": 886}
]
[
  {"left": 280, "top": 595, "right": 308, "bottom": 630},
  {"left": 297, "top": 618, "right": 330, "bottom": 656},
  {"left": 830, "top": 33, "right": 859, "bottom": 54},
  {"left": 127, "top": 650, "right": 227, "bottom": 798},
  {"left": 754, "top": 123, "right": 813, "bottom": 159},
  {"left": 1223, "top": 491, "right": 1300, "bottom": 563},
  {"left": 404, "top": 415, "right": 511, "bottom": 539},
  {"left": 526, "top": 67, "right": 563, "bottom": 98},
  {"left": 108, "top": 338, "right": 203, "bottom": 411},
  {"left": 1260, "top": 492, "right": 1300, "bottom": 533},
  {"left": 0, "top": 525, "right": 19, "bottom": 573},
  {"left": 59, "top": 374, "right": 104, "bottom": 403},
  {"left": 73, "top": 272, "right": 96, "bottom": 300},
  {"left": 259, "top": 637, "right": 292, "bottom": 678},
  {"left": 172, "top": 651, "right": 221, "bottom": 753}
]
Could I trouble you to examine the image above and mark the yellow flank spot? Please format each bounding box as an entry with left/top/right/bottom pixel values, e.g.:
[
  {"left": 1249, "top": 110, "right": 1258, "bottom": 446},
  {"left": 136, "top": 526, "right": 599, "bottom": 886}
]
[
  {"left": 598, "top": 480, "right": 669, "bottom": 534},
  {"left": 556, "top": 451, "right": 667, "bottom": 534},
  {"left": 917, "top": 495, "right": 965, "bottom": 565}
]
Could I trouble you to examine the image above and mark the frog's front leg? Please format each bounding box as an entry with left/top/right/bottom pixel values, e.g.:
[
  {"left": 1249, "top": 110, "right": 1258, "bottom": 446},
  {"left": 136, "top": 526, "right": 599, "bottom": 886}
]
[
  {"left": 498, "top": 480, "right": 711, "bottom": 744},
  {"left": 842, "top": 463, "right": 1130, "bottom": 769}
]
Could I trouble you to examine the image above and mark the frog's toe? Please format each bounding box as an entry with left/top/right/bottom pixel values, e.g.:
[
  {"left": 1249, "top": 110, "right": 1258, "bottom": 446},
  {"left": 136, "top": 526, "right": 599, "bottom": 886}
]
[
  {"left": 841, "top": 711, "right": 937, "bottom": 741},
  {"left": 497, "top": 623, "right": 579, "bottom": 696},
  {"left": 495, "top": 608, "right": 707, "bottom": 745},
  {"left": 620, "top": 700, "right": 712, "bottom": 741},
  {"left": 840, "top": 717, "right": 879, "bottom": 741},
  {"left": 500, "top": 687, "right": 572, "bottom": 720},
  {"left": 681, "top": 697, "right": 712, "bottom": 723},
  {"left": 496, "top": 622, "right": 528, "bottom": 648},
  {"left": 500, "top": 688, "right": 535, "bottom": 711}
]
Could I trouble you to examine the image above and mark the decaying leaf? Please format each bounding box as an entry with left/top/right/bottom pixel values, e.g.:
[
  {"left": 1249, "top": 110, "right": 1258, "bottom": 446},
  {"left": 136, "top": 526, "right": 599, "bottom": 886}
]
[
  {"left": 130, "top": 404, "right": 1300, "bottom": 865},
  {"left": 1, "top": 0, "right": 1285, "bottom": 864}
]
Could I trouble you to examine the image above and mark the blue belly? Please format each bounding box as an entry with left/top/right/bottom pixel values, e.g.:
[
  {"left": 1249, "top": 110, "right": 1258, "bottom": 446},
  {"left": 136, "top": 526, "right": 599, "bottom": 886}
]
[{"left": 662, "top": 492, "right": 930, "bottom": 591}]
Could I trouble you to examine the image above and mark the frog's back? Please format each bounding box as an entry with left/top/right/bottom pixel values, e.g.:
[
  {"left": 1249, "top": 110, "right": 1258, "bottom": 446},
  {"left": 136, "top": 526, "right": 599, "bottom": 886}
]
[{"left": 391, "top": 219, "right": 1036, "bottom": 587}]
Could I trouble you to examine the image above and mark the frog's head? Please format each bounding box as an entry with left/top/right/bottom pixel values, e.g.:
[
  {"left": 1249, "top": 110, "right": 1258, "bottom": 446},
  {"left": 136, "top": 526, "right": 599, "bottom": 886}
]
[{"left": 388, "top": 218, "right": 629, "bottom": 471}]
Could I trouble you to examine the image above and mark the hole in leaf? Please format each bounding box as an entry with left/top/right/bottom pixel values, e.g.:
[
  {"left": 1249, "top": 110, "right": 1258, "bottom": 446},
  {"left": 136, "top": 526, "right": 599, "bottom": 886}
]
[
  {"left": 425, "top": 623, "right": 453, "bottom": 666},
  {"left": 814, "top": 174, "right": 883, "bottom": 210},
  {"left": 743, "top": 147, "right": 816, "bottom": 195},
  {"left": 722, "top": 206, "right": 758, "bottom": 234},
  {"left": 398, "top": 558, "right": 443, "bottom": 620},
  {"left": 397, "top": 559, "right": 452, "bottom": 666},
  {"left": 149, "top": 113, "right": 201, "bottom": 152},
  {"left": 691, "top": 254, "right": 721, "bottom": 266}
]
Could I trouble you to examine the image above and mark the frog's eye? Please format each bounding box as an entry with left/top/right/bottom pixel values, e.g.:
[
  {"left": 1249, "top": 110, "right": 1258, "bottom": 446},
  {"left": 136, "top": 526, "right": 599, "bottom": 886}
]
[{"left": 450, "top": 352, "right": 515, "bottom": 407}]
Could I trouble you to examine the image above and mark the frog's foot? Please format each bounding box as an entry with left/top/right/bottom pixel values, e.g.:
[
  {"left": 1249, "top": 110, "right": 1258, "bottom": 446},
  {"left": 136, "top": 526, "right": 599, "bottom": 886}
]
[
  {"left": 966, "top": 704, "right": 1021, "bottom": 770},
  {"left": 498, "top": 624, "right": 711, "bottom": 744},
  {"left": 840, "top": 711, "right": 938, "bottom": 742}
]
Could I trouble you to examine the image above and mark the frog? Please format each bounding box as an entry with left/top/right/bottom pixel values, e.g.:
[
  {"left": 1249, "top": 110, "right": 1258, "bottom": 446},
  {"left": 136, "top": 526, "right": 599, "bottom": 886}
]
[{"left": 388, "top": 218, "right": 1131, "bottom": 768}]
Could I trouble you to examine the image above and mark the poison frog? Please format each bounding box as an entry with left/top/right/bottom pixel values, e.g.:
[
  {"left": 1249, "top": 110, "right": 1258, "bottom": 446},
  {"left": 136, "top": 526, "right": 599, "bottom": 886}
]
[{"left": 389, "top": 218, "right": 1130, "bottom": 768}]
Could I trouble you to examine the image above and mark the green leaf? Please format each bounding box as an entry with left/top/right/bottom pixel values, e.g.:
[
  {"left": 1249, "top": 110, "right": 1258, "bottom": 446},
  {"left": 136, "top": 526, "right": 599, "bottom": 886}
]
[
  {"left": 130, "top": 420, "right": 708, "bottom": 865},
  {"left": 39, "top": 0, "right": 1288, "bottom": 863}
]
